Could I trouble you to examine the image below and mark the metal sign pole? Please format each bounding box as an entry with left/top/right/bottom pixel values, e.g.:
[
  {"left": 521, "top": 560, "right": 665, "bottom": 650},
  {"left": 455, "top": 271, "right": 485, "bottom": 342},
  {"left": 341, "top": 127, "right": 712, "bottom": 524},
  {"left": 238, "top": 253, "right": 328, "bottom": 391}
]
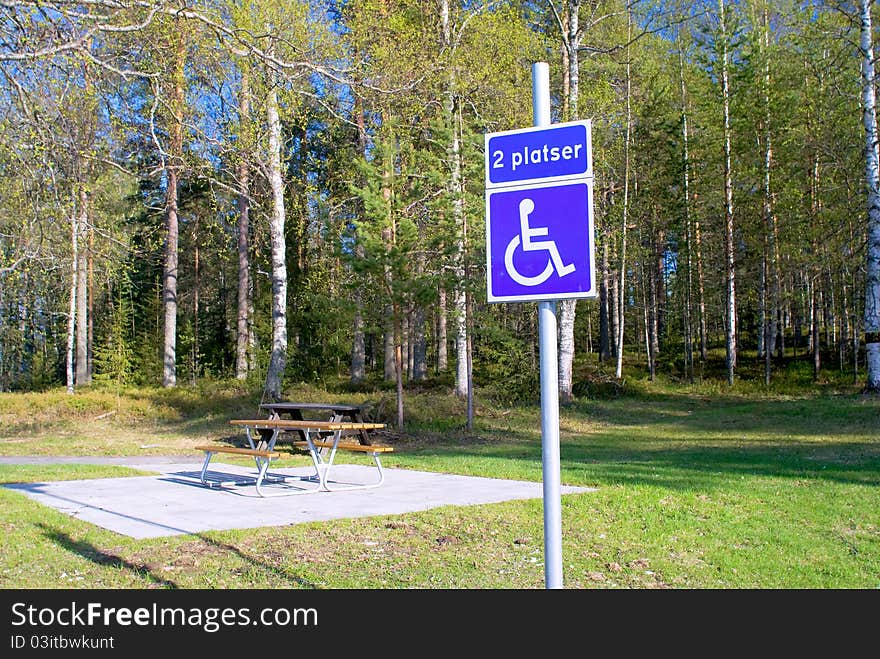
[{"left": 532, "top": 61, "right": 564, "bottom": 589}]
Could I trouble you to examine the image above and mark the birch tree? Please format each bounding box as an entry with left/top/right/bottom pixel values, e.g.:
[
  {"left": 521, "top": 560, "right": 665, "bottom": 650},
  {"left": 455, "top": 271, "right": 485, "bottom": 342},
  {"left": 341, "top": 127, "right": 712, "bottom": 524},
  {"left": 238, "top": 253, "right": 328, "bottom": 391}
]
[
  {"left": 235, "top": 67, "right": 253, "bottom": 381},
  {"left": 160, "top": 19, "right": 187, "bottom": 388},
  {"left": 557, "top": 0, "right": 581, "bottom": 400},
  {"left": 615, "top": 10, "right": 633, "bottom": 381},
  {"left": 760, "top": 2, "right": 780, "bottom": 386},
  {"left": 440, "top": 0, "right": 470, "bottom": 400},
  {"left": 66, "top": 193, "right": 79, "bottom": 394},
  {"left": 717, "top": 0, "right": 738, "bottom": 385},
  {"left": 262, "top": 36, "right": 288, "bottom": 402},
  {"left": 858, "top": 0, "right": 880, "bottom": 390},
  {"left": 678, "top": 31, "right": 697, "bottom": 381}
]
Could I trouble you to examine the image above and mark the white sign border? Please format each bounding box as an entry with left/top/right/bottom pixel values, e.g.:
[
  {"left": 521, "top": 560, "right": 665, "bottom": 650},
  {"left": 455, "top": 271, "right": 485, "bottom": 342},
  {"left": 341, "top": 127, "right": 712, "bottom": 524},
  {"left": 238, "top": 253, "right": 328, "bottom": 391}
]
[
  {"left": 485, "top": 177, "right": 598, "bottom": 304},
  {"left": 485, "top": 119, "right": 593, "bottom": 190}
]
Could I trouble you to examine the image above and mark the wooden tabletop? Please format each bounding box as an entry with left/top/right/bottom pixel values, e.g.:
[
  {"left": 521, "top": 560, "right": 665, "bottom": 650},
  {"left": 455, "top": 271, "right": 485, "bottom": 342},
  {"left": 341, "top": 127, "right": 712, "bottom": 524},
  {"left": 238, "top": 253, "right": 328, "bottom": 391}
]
[
  {"left": 230, "top": 419, "right": 384, "bottom": 431},
  {"left": 259, "top": 402, "right": 362, "bottom": 412}
]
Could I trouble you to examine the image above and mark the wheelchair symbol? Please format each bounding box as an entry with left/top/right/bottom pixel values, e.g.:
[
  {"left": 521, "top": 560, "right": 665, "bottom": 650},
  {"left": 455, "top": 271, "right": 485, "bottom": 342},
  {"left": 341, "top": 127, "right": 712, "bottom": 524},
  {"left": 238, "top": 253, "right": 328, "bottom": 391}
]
[{"left": 504, "top": 198, "right": 576, "bottom": 287}]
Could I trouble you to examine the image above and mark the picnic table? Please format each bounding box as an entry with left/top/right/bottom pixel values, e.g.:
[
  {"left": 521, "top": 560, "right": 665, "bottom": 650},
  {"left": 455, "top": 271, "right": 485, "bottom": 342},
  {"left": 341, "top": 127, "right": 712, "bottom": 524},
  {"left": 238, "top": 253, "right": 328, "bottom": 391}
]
[
  {"left": 194, "top": 418, "right": 390, "bottom": 497},
  {"left": 259, "top": 401, "right": 374, "bottom": 445}
]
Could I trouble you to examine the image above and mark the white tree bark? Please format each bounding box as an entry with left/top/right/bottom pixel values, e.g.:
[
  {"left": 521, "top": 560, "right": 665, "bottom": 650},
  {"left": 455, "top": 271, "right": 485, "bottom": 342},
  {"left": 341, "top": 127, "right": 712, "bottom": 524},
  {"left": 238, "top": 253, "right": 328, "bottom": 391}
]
[
  {"left": 557, "top": 0, "right": 581, "bottom": 400},
  {"left": 557, "top": 300, "right": 576, "bottom": 397},
  {"left": 235, "top": 69, "right": 252, "bottom": 381},
  {"left": 761, "top": 5, "right": 778, "bottom": 386},
  {"left": 615, "top": 12, "right": 632, "bottom": 381},
  {"left": 161, "top": 27, "right": 185, "bottom": 388},
  {"left": 66, "top": 204, "right": 78, "bottom": 394},
  {"left": 442, "top": 0, "right": 469, "bottom": 399},
  {"left": 599, "top": 238, "right": 611, "bottom": 361},
  {"left": 719, "top": 0, "right": 737, "bottom": 385},
  {"left": 75, "top": 183, "right": 89, "bottom": 386},
  {"left": 382, "top": 148, "right": 395, "bottom": 383},
  {"left": 351, "top": 103, "right": 367, "bottom": 385},
  {"left": 162, "top": 165, "right": 179, "bottom": 388},
  {"left": 453, "top": 281, "right": 468, "bottom": 397},
  {"left": 437, "top": 287, "right": 448, "bottom": 372},
  {"left": 860, "top": 0, "right": 880, "bottom": 390},
  {"left": 263, "top": 60, "right": 288, "bottom": 402},
  {"left": 678, "top": 36, "right": 694, "bottom": 381}
]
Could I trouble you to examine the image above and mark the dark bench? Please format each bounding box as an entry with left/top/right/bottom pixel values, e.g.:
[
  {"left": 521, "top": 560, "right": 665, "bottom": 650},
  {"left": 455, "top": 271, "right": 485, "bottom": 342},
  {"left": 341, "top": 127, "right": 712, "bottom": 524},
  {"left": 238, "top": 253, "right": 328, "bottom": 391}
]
[{"left": 259, "top": 402, "right": 374, "bottom": 445}]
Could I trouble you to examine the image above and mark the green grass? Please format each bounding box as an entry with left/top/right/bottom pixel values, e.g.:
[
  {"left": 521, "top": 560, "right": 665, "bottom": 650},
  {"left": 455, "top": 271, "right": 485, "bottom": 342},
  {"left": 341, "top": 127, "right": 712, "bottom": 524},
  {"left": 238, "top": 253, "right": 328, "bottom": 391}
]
[{"left": 0, "top": 366, "right": 878, "bottom": 589}]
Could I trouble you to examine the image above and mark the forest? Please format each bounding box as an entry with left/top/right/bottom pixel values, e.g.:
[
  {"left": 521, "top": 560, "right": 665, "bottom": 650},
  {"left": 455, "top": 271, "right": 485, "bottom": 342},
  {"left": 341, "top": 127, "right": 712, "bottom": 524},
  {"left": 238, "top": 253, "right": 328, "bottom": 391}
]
[{"left": 1, "top": 0, "right": 879, "bottom": 421}]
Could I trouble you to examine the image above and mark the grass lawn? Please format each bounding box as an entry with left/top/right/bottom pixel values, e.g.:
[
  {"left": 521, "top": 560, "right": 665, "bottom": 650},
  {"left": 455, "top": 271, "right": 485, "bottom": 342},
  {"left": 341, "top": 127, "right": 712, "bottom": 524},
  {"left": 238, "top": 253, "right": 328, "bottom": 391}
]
[{"left": 0, "top": 365, "right": 878, "bottom": 589}]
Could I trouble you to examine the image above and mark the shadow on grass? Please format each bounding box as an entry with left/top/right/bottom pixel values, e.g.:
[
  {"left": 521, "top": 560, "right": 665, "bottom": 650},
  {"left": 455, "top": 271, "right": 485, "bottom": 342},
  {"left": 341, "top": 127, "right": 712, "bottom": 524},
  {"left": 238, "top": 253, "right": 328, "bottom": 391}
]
[
  {"left": 38, "top": 524, "right": 321, "bottom": 589},
  {"left": 38, "top": 524, "right": 180, "bottom": 589},
  {"left": 193, "top": 534, "right": 321, "bottom": 589}
]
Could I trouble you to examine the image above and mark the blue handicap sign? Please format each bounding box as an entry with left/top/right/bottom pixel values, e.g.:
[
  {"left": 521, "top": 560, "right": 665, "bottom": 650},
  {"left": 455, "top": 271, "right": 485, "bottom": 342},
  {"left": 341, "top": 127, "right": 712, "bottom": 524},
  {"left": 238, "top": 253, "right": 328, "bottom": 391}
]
[{"left": 486, "top": 180, "right": 596, "bottom": 302}]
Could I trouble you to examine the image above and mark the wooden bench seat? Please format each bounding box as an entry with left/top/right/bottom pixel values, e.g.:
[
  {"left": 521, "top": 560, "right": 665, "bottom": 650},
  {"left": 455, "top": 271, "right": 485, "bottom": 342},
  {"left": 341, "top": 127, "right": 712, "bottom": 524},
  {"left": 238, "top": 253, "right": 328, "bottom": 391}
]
[
  {"left": 194, "top": 445, "right": 280, "bottom": 459},
  {"left": 292, "top": 440, "right": 393, "bottom": 453}
]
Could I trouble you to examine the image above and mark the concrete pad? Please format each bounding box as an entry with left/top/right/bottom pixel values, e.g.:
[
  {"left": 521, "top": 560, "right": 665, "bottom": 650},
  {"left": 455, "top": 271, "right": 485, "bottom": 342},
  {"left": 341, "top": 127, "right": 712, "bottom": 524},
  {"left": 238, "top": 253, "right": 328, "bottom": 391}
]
[{"left": 4, "top": 461, "right": 592, "bottom": 539}]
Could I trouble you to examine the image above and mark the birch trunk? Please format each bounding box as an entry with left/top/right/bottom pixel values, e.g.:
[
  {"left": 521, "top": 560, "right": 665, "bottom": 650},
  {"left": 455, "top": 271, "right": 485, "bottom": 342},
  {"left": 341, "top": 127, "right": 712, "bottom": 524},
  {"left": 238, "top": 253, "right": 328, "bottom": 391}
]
[
  {"left": 719, "top": 0, "right": 737, "bottom": 385},
  {"left": 679, "top": 38, "right": 694, "bottom": 382},
  {"left": 810, "top": 153, "right": 822, "bottom": 379},
  {"left": 650, "top": 247, "right": 660, "bottom": 380},
  {"left": 0, "top": 286, "right": 5, "bottom": 391},
  {"left": 263, "top": 58, "right": 288, "bottom": 402},
  {"left": 841, "top": 279, "right": 850, "bottom": 371},
  {"left": 66, "top": 204, "right": 78, "bottom": 394},
  {"left": 394, "top": 305, "right": 404, "bottom": 429},
  {"left": 162, "top": 27, "right": 185, "bottom": 388},
  {"left": 441, "top": 0, "right": 469, "bottom": 400},
  {"left": 382, "top": 148, "right": 395, "bottom": 382},
  {"left": 695, "top": 205, "right": 708, "bottom": 363},
  {"left": 852, "top": 269, "right": 860, "bottom": 382},
  {"left": 451, "top": 172, "right": 467, "bottom": 395},
  {"left": 557, "top": 0, "right": 581, "bottom": 399},
  {"left": 453, "top": 259, "right": 468, "bottom": 399},
  {"left": 383, "top": 245, "right": 395, "bottom": 381},
  {"left": 87, "top": 224, "right": 94, "bottom": 381},
  {"left": 759, "top": 265, "right": 766, "bottom": 360},
  {"left": 162, "top": 164, "right": 180, "bottom": 388},
  {"left": 75, "top": 183, "right": 89, "bottom": 386},
  {"left": 235, "top": 70, "right": 252, "bottom": 381},
  {"left": 610, "top": 268, "right": 619, "bottom": 357},
  {"left": 860, "top": 0, "right": 880, "bottom": 391},
  {"left": 641, "top": 254, "right": 653, "bottom": 377},
  {"left": 351, "top": 99, "right": 367, "bottom": 385},
  {"left": 811, "top": 277, "right": 821, "bottom": 379},
  {"left": 761, "top": 6, "right": 777, "bottom": 386},
  {"left": 615, "top": 16, "right": 632, "bottom": 380},
  {"left": 192, "top": 219, "right": 200, "bottom": 384},
  {"left": 599, "top": 234, "right": 610, "bottom": 361}
]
